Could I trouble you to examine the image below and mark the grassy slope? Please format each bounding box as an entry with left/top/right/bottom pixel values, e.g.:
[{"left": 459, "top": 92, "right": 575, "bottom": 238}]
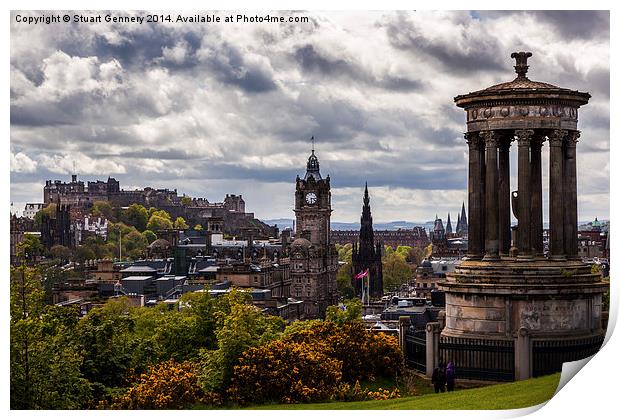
[{"left": 246, "top": 373, "right": 561, "bottom": 410}]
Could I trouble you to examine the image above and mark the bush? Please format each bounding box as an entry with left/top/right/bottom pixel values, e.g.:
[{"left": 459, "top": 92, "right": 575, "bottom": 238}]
[
  {"left": 228, "top": 340, "right": 343, "bottom": 405},
  {"left": 109, "top": 360, "right": 205, "bottom": 409},
  {"left": 283, "top": 321, "right": 403, "bottom": 382}
]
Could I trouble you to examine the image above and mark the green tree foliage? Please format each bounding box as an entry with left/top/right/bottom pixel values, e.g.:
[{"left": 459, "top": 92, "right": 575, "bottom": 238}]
[
  {"left": 336, "top": 243, "right": 353, "bottom": 263},
  {"left": 181, "top": 196, "right": 193, "bottom": 207},
  {"left": 72, "top": 298, "right": 137, "bottom": 401},
  {"left": 74, "top": 245, "right": 96, "bottom": 265},
  {"left": 147, "top": 215, "right": 173, "bottom": 232},
  {"left": 50, "top": 244, "right": 72, "bottom": 262},
  {"left": 123, "top": 230, "right": 148, "bottom": 260},
  {"left": 382, "top": 252, "right": 413, "bottom": 292},
  {"left": 91, "top": 201, "right": 115, "bottom": 220},
  {"left": 199, "top": 290, "right": 285, "bottom": 393},
  {"left": 336, "top": 262, "right": 355, "bottom": 299},
  {"left": 120, "top": 204, "right": 149, "bottom": 232},
  {"left": 194, "top": 224, "right": 203, "bottom": 231},
  {"left": 18, "top": 234, "right": 44, "bottom": 262},
  {"left": 325, "top": 299, "right": 362, "bottom": 325},
  {"left": 407, "top": 246, "right": 426, "bottom": 265},
  {"left": 174, "top": 217, "right": 189, "bottom": 230},
  {"left": 83, "top": 235, "right": 114, "bottom": 259},
  {"left": 10, "top": 266, "right": 92, "bottom": 409},
  {"left": 142, "top": 230, "right": 157, "bottom": 245}
]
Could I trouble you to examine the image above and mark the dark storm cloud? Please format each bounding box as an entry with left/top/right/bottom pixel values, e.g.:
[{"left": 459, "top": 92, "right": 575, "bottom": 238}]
[
  {"left": 383, "top": 12, "right": 505, "bottom": 73},
  {"left": 478, "top": 11, "right": 610, "bottom": 40},
  {"left": 202, "top": 41, "right": 277, "bottom": 93},
  {"left": 294, "top": 44, "right": 422, "bottom": 91}
]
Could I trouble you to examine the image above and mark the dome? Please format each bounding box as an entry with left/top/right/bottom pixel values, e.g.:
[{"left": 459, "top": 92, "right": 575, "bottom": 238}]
[
  {"left": 291, "top": 237, "right": 312, "bottom": 248},
  {"left": 420, "top": 259, "right": 433, "bottom": 268},
  {"left": 148, "top": 238, "right": 171, "bottom": 249}
]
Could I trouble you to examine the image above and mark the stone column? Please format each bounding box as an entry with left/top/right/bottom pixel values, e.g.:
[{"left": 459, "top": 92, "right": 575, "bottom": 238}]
[
  {"left": 482, "top": 131, "right": 499, "bottom": 261},
  {"left": 425, "top": 322, "right": 441, "bottom": 378},
  {"left": 530, "top": 135, "right": 544, "bottom": 257},
  {"left": 498, "top": 135, "right": 511, "bottom": 256},
  {"left": 466, "top": 132, "right": 484, "bottom": 259},
  {"left": 564, "top": 131, "right": 580, "bottom": 259},
  {"left": 549, "top": 129, "right": 567, "bottom": 260},
  {"left": 398, "top": 316, "right": 411, "bottom": 356},
  {"left": 516, "top": 129, "right": 534, "bottom": 260},
  {"left": 515, "top": 327, "right": 532, "bottom": 380}
]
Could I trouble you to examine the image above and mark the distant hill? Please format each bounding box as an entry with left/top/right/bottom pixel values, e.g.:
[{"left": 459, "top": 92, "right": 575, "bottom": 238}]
[{"left": 261, "top": 218, "right": 432, "bottom": 232}]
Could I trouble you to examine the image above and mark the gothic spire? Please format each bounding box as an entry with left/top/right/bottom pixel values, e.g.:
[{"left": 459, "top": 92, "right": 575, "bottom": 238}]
[{"left": 446, "top": 213, "right": 453, "bottom": 235}]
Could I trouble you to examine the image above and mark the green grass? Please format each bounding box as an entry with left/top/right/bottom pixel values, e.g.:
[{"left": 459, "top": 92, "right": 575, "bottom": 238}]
[{"left": 243, "top": 373, "right": 561, "bottom": 410}]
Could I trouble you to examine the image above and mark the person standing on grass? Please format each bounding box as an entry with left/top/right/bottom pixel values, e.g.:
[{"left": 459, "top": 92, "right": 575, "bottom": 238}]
[
  {"left": 432, "top": 362, "right": 447, "bottom": 393},
  {"left": 446, "top": 361, "right": 456, "bottom": 392}
]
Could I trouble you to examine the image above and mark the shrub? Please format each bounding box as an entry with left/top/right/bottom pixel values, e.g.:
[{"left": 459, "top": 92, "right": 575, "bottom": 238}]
[
  {"left": 283, "top": 321, "right": 403, "bottom": 382},
  {"left": 109, "top": 360, "right": 204, "bottom": 409},
  {"left": 228, "top": 340, "right": 342, "bottom": 405}
]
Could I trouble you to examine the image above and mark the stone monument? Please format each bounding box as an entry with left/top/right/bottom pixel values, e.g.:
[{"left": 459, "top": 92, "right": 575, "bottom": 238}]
[{"left": 438, "top": 52, "right": 607, "bottom": 380}]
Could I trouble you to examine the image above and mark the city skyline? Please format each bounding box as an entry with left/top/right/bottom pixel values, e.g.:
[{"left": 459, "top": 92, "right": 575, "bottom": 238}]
[{"left": 10, "top": 11, "right": 610, "bottom": 222}]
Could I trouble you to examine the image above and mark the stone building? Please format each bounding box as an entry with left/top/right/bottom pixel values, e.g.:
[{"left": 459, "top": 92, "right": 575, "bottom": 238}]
[
  {"left": 437, "top": 52, "right": 607, "bottom": 380},
  {"left": 331, "top": 227, "right": 428, "bottom": 249},
  {"left": 289, "top": 147, "right": 339, "bottom": 318},
  {"left": 41, "top": 199, "right": 73, "bottom": 249},
  {"left": 42, "top": 174, "right": 277, "bottom": 238},
  {"left": 351, "top": 184, "right": 383, "bottom": 298}
]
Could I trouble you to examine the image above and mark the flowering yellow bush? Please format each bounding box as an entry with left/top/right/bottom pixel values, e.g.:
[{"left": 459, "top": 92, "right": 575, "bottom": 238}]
[
  {"left": 109, "top": 360, "right": 209, "bottom": 409},
  {"left": 227, "top": 340, "right": 343, "bottom": 405},
  {"left": 283, "top": 321, "right": 403, "bottom": 382}
]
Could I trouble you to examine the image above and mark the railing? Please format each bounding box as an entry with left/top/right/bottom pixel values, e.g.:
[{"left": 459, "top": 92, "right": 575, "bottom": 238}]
[
  {"left": 404, "top": 329, "right": 427, "bottom": 372},
  {"left": 532, "top": 335, "right": 604, "bottom": 377},
  {"left": 439, "top": 336, "right": 515, "bottom": 381}
]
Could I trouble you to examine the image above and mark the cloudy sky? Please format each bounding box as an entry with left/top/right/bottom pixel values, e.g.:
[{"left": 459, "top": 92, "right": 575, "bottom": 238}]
[{"left": 10, "top": 10, "right": 609, "bottom": 223}]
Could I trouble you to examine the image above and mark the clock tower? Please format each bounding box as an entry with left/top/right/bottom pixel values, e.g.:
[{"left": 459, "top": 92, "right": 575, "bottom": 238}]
[{"left": 289, "top": 146, "right": 339, "bottom": 318}]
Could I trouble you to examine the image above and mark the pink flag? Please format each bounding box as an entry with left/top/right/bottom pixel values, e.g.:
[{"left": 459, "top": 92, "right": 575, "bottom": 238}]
[{"left": 354, "top": 269, "right": 369, "bottom": 279}]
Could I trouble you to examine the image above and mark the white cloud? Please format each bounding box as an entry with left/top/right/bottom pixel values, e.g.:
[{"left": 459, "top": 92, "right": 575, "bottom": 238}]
[{"left": 10, "top": 152, "right": 38, "bottom": 173}]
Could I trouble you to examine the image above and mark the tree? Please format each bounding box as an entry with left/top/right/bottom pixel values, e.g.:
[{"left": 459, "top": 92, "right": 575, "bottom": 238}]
[
  {"left": 142, "top": 230, "right": 157, "bottom": 245},
  {"left": 123, "top": 230, "right": 148, "bottom": 260},
  {"left": 325, "top": 299, "right": 362, "bottom": 324},
  {"left": 74, "top": 245, "right": 96, "bottom": 265},
  {"left": 181, "top": 196, "right": 193, "bottom": 207},
  {"left": 91, "top": 201, "right": 115, "bottom": 220},
  {"left": 337, "top": 243, "right": 353, "bottom": 263},
  {"left": 382, "top": 252, "right": 412, "bottom": 292},
  {"left": 146, "top": 215, "right": 173, "bottom": 232},
  {"left": 10, "top": 266, "right": 92, "bottom": 409},
  {"left": 73, "top": 298, "right": 137, "bottom": 401},
  {"left": 50, "top": 244, "right": 72, "bottom": 262},
  {"left": 199, "top": 290, "right": 285, "bottom": 393},
  {"left": 407, "top": 246, "right": 426, "bottom": 265},
  {"left": 120, "top": 204, "right": 149, "bottom": 232},
  {"left": 336, "top": 263, "right": 355, "bottom": 299},
  {"left": 174, "top": 217, "right": 189, "bottom": 230},
  {"left": 18, "top": 234, "right": 44, "bottom": 262},
  {"left": 194, "top": 224, "right": 203, "bottom": 231}
]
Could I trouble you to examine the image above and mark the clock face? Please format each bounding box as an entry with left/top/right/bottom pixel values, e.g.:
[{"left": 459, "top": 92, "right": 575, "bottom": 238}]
[{"left": 305, "top": 192, "right": 317, "bottom": 204}]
